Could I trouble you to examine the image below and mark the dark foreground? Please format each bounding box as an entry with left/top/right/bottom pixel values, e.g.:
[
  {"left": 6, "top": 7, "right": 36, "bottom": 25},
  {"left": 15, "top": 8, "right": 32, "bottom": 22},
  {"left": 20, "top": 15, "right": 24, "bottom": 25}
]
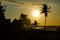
[{"left": 0, "top": 30, "right": 60, "bottom": 40}]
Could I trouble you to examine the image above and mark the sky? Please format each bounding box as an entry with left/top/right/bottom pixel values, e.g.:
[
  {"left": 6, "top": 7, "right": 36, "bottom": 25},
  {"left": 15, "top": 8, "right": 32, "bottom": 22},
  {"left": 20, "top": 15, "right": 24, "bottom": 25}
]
[{"left": 0, "top": 0, "right": 60, "bottom": 26}]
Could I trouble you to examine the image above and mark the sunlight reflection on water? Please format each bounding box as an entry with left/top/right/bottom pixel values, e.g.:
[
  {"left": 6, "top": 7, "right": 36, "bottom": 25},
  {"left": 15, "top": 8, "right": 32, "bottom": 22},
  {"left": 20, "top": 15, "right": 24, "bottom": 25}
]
[{"left": 33, "top": 26, "right": 58, "bottom": 31}]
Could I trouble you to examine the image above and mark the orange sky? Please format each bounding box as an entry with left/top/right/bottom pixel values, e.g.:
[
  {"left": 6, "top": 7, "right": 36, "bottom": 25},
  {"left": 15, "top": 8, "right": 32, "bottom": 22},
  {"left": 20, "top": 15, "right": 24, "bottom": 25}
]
[{"left": 1, "top": 0, "right": 60, "bottom": 26}]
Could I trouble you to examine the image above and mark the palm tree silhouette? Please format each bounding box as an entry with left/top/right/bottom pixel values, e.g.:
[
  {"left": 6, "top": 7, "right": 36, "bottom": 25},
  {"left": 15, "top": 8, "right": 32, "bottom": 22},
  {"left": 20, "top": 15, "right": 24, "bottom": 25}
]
[{"left": 41, "top": 4, "right": 51, "bottom": 30}]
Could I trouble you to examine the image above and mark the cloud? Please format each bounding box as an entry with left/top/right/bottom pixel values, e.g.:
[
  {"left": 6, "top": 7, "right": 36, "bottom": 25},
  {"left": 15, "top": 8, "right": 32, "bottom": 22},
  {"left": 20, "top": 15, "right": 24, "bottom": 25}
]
[{"left": 1, "top": 0, "right": 60, "bottom": 5}]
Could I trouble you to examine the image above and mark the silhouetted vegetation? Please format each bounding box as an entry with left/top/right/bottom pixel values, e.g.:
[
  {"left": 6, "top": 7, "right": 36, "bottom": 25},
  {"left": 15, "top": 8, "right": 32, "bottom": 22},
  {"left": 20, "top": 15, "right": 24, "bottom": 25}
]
[
  {"left": 0, "top": 2, "right": 60, "bottom": 40},
  {"left": 0, "top": 2, "right": 60, "bottom": 32},
  {"left": 0, "top": 3, "right": 32, "bottom": 32}
]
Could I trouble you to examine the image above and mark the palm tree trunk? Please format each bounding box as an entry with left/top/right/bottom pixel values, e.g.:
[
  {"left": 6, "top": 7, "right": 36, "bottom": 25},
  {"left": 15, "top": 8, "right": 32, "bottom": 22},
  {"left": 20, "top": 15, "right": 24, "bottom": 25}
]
[{"left": 44, "top": 16, "right": 47, "bottom": 31}]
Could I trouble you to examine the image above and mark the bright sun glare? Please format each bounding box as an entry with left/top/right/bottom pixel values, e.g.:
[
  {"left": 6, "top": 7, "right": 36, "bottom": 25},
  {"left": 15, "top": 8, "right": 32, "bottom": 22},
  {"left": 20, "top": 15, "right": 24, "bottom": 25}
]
[{"left": 32, "top": 9, "right": 40, "bottom": 18}]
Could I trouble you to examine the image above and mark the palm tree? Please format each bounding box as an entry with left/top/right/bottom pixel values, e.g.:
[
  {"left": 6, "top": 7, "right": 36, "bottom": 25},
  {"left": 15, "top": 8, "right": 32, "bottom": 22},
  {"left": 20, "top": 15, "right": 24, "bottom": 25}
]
[
  {"left": 33, "top": 21, "right": 38, "bottom": 29},
  {"left": 41, "top": 4, "right": 51, "bottom": 30}
]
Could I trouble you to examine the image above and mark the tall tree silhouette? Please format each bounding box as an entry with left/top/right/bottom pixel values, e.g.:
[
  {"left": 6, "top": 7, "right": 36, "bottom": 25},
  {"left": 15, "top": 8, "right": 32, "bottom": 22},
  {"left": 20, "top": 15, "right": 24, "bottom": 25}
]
[
  {"left": 41, "top": 4, "right": 51, "bottom": 30},
  {"left": 0, "top": 2, "right": 6, "bottom": 32},
  {"left": 11, "top": 13, "right": 32, "bottom": 32},
  {"left": 19, "top": 13, "right": 31, "bottom": 30}
]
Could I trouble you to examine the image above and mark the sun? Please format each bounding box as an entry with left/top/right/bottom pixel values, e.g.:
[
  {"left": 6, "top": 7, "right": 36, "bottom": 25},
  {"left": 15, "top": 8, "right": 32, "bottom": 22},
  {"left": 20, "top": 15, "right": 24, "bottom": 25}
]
[
  {"left": 33, "top": 10, "right": 40, "bottom": 17},
  {"left": 32, "top": 9, "right": 40, "bottom": 18}
]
